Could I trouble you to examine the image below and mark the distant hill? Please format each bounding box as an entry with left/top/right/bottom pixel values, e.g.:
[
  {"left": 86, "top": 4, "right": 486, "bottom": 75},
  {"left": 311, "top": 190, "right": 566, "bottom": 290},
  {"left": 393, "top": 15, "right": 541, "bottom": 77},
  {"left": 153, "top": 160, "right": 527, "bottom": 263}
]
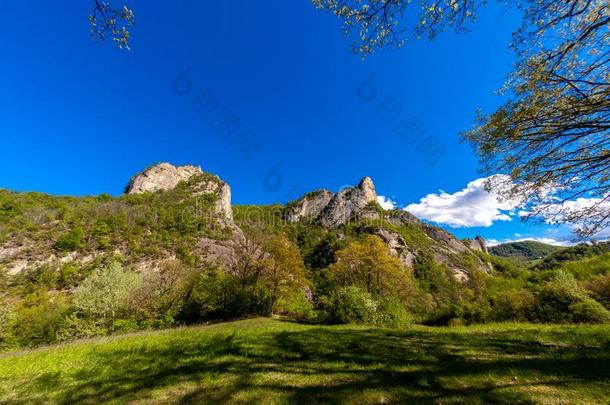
[
  {"left": 533, "top": 241, "right": 610, "bottom": 271},
  {"left": 489, "top": 240, "right": 563, "bottom": 262}
]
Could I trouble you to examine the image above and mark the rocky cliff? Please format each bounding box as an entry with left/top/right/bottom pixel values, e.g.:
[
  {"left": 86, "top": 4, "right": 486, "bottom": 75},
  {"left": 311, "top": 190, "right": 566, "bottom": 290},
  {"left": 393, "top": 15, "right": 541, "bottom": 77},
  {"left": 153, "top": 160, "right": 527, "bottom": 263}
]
[
  {"left": 286, "top": 176, "right": 379, "bottom": 226},
  {"left": 283, "top": 176, "right": 492, "bottom": 281},
  {"left": 0, "top": 165, "right": 493, "bottom": 284},
  {"left": 127, "top": 163, "right": 233, "bottom": 223},
  {"left": 126, "top": 163, "right": 203, "bottom": 194},
  {"left": 464, "top": 236, "right": 488, "bottom": 254}
]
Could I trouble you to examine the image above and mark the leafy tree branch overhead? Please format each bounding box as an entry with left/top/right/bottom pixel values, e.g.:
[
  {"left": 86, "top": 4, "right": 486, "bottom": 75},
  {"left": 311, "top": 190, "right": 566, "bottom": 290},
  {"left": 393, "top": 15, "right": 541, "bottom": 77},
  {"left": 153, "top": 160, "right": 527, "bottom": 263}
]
[
  {"left": 90, "top": 1, "right": 609, "bottom": 236},
  {"left": 462, "top": 0, "right": 609, "bottom": 236},
  {"left": 89, "top": 1, "right": 134, "bottom": 50}
]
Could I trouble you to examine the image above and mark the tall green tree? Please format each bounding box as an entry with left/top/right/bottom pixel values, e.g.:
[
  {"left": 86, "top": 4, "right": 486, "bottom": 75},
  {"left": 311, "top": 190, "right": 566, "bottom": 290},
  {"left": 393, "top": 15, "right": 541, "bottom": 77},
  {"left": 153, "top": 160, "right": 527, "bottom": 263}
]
[
  {"left": 73, "top": 261, "right": 141, "bottom": 330},
  {"left": 328, "top": 235, "right": 415, "bottom": 300},
  {"left": 259, "top": 234, "right": 311, "bottom": 311}
]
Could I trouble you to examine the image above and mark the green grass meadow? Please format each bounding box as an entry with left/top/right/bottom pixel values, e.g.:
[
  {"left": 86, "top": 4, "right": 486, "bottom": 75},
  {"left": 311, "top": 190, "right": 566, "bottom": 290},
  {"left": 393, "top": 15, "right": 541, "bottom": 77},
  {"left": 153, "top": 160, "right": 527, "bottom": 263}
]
[{"left": 0, "top": 318, "right": 608, "bottom": 404}]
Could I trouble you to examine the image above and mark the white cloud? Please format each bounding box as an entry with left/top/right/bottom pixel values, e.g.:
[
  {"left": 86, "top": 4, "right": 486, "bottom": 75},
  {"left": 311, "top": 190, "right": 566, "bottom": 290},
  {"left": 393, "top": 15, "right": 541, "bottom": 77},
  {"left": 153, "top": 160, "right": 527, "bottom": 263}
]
[
  {"left": 377, "top": 195, "right": 396, "bottom": 210},
  {"left": 536, "top": 195, "right": 610, "bottom": 224},
  {"left": 486, "top": 237, "right": 574, "bottom": 247},
  {"left": 405, "top": 176, "right": 521, "bottom": 228}
]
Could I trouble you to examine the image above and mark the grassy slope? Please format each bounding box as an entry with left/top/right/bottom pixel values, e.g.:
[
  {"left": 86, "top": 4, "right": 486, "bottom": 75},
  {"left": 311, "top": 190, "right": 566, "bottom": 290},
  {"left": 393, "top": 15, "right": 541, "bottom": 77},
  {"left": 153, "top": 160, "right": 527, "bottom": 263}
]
[{"left": 1, "top": 319, "right": 609, "bottom": 404}]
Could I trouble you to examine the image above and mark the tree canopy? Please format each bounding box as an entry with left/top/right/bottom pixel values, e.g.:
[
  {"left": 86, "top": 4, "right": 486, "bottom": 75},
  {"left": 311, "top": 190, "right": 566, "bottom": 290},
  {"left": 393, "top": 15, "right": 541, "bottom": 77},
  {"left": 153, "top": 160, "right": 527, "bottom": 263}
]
[{"left": 463, "top": 0, "right": 609, "bottom": 236}]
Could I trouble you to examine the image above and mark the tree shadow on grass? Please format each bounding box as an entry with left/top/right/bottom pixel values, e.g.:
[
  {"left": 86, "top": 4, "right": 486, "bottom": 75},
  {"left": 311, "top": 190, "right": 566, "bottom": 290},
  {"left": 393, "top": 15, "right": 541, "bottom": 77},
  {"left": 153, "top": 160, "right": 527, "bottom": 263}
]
[{"left": 6, "top": 324, "right": 610, "bottom": 404}]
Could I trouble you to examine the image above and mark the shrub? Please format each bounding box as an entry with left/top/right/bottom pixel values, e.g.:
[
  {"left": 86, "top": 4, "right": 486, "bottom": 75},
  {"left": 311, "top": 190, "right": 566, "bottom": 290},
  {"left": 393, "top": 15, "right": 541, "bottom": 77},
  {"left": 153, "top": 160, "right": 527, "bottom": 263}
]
[
  {"left": 490, "top": 288, "right": 535, "bottom": 322},
  {"left": 113, "top": 319, "right": 140, "bottom": 333},
  {"left": 585, "top": 273, "right": 610, "bottom": 310},
  {"left": 569, "top": 299, "right": 610, "bottom": 324},
  {"left": 324, "top": 287, "right": 412, "bottom": 328},
  {"left": 55, "top": 226, "right": 84, "bottom": 252},
  {"left": 276, "top": 288, "right": 316, "bottom": 322},
  {"left": 57, "top": 312, "right": 105, "bottom": 341},
  {"left": 376, "top": 295, "right": 412, "bottom": 328},
  {"left": 0, "top": 300, "right": 16, "bottom": 351},
  {"left": 325, "top": 286, "right": 379, "bottom": 325},
  {"left": 58, "top": 263, "right": 80, "bottom": 288},
  {"left": 128, "top": 260, "right": 196, "bottom": 324},
  {"left": 180, "top": 267, "right": 273, "bottom": 322},
  {"left": 92, "top": 220, "right": 112, "bottom": 250},
  {"left": 73, "top": 262, "right": 141, "bottom": 331},
  {"left": 534, "top": 272, "right": 587, "bottom": 323},
  {"left": 447, "top": 318, "right": 465, "bottom": 327},
  {"left": 32, "top": 265, "right": 59, "bottom": 289},
  {"left": 11, "top": 292, "right": 69, "bottom": 347}
]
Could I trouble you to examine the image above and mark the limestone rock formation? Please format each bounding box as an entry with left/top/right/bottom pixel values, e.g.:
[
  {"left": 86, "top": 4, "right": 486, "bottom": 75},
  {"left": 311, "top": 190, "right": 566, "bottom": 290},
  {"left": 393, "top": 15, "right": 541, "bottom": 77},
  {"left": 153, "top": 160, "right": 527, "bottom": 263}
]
[
  {"left": 126, "top": 162, "right": 233, "bottom": 222},
  {"left": 422, "top": 225, "right": 468, "bottom": 254},
  {"left": 319, "top": 176, "right": 378, "bottom": 227},
  {"left": 285, "top": 190, "right": 334, "bottom": 222},
  {"left": 375, "top": 228, "right": 416, "bottom": 268},
  {"left": 126, "top": 163, "right": 203, "bottom": 194},
  {"left": 286, "top": 176, "right": 379, "bottom": 227},
  {"left": 464, "top": 236, "right": 488, "bottom": 254}
]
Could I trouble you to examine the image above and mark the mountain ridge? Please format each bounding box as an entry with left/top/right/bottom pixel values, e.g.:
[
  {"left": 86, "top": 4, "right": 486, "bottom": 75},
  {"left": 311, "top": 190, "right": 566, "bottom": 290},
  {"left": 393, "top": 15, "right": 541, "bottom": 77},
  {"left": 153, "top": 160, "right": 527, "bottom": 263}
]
[{"left": 0, "top": 163, "right": 490, "bottom": 282}]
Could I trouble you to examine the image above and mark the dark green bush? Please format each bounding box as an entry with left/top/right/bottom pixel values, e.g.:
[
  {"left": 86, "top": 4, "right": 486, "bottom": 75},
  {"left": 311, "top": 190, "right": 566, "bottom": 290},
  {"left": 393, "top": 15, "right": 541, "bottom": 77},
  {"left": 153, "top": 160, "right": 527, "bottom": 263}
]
[
  {"left": 568, "top": 299, "right": 610, "bottom": 324},
  {"left": 534, "top": 273, "right": 587, "bottom": 323},
  {"left": 180, "top": 268, "right": 274, "bottom": 323},
  {"left": 324, "top": 286, "right": 379, "bottom": 325},
  {"left": 54, "top": 226, "right": 84, "bottom": 252},
  {"left": 11, "top": 292, "right": 69, "bottom": 347},
  {"left": 322, "top": 286, "right": 411, "bottom": 328},
  {"left": 490, "top": 288, "right": 535, "bottom": 322},
  {"left": 376, "top": 295, "right": 412, "bottom": 328}
]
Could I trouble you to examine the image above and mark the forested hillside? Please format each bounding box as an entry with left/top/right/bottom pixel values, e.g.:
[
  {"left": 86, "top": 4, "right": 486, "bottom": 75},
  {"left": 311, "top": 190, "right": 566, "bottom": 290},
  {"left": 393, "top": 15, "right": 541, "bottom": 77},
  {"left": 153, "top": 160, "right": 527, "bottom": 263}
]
[{"left": 1, "top": 164, "right": 609, "bottom": 352}]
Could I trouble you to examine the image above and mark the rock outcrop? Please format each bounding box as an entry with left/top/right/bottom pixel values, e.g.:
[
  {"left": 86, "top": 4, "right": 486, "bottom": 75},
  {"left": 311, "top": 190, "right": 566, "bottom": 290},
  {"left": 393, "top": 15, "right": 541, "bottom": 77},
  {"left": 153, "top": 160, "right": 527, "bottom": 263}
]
[
  {"left": 284, "top": 176, "right": 494, "bottom": 281},
  {"left": 285, "top": 190, "right": 334, "bottom": 222},
  {"left": 126, "top": 163, "right": 233, "bottom": 222},
  {"left": 375, "top": 228, "right": 416, "bottom": 268},
  {"left": 286, "top": 177, "right": 379, "bottom": 227},
  {"left": 126, "top": 163, "right": 203, "bottom": 194},
  {"left": 464, "top": 236, "right": 488, "bottom": 254}
]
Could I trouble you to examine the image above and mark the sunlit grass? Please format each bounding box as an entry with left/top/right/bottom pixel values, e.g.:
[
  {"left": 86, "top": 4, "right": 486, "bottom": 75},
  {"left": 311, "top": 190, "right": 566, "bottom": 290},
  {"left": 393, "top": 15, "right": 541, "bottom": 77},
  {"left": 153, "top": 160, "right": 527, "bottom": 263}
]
[{"left": 0, "top": 319, "right": 608, "bottom": 404}]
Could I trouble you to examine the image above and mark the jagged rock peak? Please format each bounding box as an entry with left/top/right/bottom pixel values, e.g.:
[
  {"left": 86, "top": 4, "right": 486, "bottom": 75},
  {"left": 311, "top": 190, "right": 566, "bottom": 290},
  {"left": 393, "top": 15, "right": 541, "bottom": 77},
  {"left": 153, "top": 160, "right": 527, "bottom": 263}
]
[
  {"left": 126, "top": 163, "right": 203, "bottom": 195},
  {"left": 465, "top": 235, "right": 488, "bottom": 254},
  {"left": 286, "top": 177, "right": 379, "bottom": 226},
  {"left": 318, "top": 177, "right": 378, "bottom": 227},
  {"left": 358, "top": 176, "right": 376, "bottom": 197}
]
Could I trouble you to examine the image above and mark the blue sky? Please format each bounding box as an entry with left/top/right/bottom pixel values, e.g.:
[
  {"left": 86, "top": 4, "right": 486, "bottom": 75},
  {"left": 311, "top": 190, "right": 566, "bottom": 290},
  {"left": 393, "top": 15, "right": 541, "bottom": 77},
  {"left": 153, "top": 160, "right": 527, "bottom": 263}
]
[{"left": 0, "top": 1, "right": 577, "bottom": 244}]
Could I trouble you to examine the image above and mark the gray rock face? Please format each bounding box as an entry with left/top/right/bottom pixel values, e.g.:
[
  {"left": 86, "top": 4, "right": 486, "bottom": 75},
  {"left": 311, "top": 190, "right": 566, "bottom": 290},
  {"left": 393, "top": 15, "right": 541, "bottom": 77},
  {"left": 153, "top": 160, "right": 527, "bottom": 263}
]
[
  {"left": 126, "top": 163, "right": 203, "bottom": 194},
  {"left": 319, "top": 177, "right": 378, "bottom": 227},
  {"left": 286, "top": 177, "right": 379, "bottom": 227},
  {"left": 284, "top": 176, "right": 494, "bottom": 282},
  {"left": 422, "top": 225, "right": 468, "bottom": 254},
  {"left": 126, "top": 163, "right": 233, "bottom": 223},
  {"left": 215, "top": 183, "right": 233, "bottom": 223},
  {"left": 375, "top": 228, "right": 416, "bottom": 268},
  {"left": 465, "top": 236, "right": 488, "bottom": 254},
  {"left": 285, "top": 190, "right": 334, "bottom": 222}
]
